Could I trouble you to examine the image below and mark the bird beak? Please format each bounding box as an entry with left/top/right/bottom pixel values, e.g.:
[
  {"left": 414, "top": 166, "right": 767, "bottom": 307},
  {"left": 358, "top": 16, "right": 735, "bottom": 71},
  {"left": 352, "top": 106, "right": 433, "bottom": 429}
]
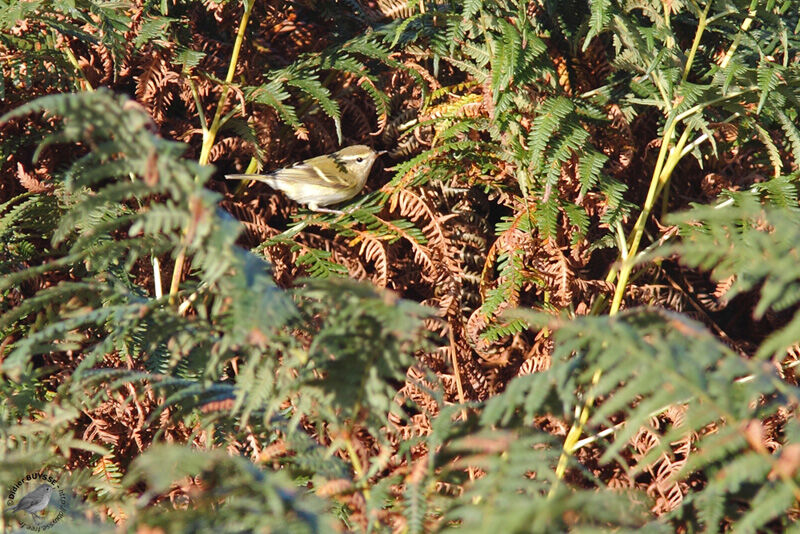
[{"left": 376, "top": 150, "right": 388, "bottom": 156}]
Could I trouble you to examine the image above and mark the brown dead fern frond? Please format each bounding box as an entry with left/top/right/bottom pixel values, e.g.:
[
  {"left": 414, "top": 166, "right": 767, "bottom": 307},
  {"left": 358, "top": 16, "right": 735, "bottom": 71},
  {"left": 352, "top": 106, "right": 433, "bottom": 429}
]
[
  {"left": 341, "top": 94, "right": 378, "bottom": 141},
  {"left": 374, "top": 0, "right": 416, "bottom": 20},
  {"left": 135, "top": 52, "right": 180, "bottom": 123},
  {"left": 349, "top": 230, "right": 389, "bottom": 287},
  {"left": 16, "top": 162, "right": 53, "bottom": 193}
]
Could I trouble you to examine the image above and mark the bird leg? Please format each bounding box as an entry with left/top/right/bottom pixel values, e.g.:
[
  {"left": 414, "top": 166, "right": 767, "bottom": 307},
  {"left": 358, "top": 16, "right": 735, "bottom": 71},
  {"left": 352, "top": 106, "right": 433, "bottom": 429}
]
[{"left": 307, "top": 204, "right": 344, "bottom": 215}]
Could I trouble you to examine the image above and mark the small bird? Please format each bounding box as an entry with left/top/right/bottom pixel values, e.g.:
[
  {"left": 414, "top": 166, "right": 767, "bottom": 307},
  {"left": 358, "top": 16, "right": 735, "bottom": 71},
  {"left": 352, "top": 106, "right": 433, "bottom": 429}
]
[
  {"left": 226, "top": 145, "right": 385, "bottom": 214},
  {"left": 9, "top": 483, "right": 53, "bottom": 521}
]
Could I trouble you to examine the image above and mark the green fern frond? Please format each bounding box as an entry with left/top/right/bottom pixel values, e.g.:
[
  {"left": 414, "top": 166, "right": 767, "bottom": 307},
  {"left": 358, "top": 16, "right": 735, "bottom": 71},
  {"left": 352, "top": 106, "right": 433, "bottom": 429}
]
[
  {"left": 286, "top": 75, "right": 343, "bottom": 144},
  {"left": 247, "top": 80, "right": 304, "bottom": 133}
]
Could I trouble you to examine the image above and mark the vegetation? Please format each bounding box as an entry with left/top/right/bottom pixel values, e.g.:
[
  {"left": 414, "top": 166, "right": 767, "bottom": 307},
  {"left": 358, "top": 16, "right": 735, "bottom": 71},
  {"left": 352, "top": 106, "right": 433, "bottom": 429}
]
[{"left": 2, "top": 0, "right": 800, "bottom": 531}]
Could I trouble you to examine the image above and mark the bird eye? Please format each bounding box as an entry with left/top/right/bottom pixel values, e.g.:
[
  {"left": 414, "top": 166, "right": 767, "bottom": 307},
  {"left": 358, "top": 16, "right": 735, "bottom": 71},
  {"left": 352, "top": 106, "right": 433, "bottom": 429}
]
[{"left": 356, "top": 157, "right": 364, "bottom": 163}]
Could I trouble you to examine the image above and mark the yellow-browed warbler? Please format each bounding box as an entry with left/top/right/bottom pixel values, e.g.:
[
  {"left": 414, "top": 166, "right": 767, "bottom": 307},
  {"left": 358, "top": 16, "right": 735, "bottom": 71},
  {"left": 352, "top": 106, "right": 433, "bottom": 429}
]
[{"left": 226, "top": 145, "right": 385, "bottom": 213}]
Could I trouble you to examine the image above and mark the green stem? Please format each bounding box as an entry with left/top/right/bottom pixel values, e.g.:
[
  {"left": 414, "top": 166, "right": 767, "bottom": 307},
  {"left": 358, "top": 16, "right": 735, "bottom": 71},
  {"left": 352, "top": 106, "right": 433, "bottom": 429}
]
[
  {"left": 682, "top": 1, "right": 711, "bottom": 82},
  {"left": 344, "top": 435, "right": 372, "bottom": 511},
  {"left": 186, "top": 75, "right": 208, "bottom": 131},
  {"left": 59, "top": 34, "right": 94, "bottom": 92},
  {"left": 345, "top": 437, "right": 366, "bottom": 480},
  {"left": 610, "top": 127, "right": 691, "bottom": 315},
  {"left": 550, "top": 4, "right": 717, "bottom": 490},
  {"left": 674, "top": 88, "right": 754, "bottom": 124},
  {"left": 168, "top": 0, "right": 255, "bottom": 305},
  {"left": 551, "top": 123, "right": 687, "bottom": 487},
  {"left": 719, "top": 0, "right": 757, "bottom": 70},
  {"left": 198, "top": 0, "right": 254, "bottom": 166}
]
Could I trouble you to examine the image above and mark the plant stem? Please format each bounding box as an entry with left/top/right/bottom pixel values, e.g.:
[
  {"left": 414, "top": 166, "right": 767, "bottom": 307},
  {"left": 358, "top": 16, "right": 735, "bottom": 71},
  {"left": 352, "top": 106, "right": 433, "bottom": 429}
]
[
  {"left": 198, "top": 0, "right": 254, "bottom": 167},
  {"left": 152, "top": 257, "right": 163, "bottom": 299},
  {"left": 550, "top": 120, "right": 684, "bottom": 486},
  {"left": 719, "top": 0, "right": 757, "bottom": 69},
  {"left": 187, "top": 75, "right": 208, "bottom": 132},
  {"left": 449, "top": 327, "right": 477, "bottom": 482},
  {"left": 59, "top": 34, "right": 94, "bottom": 92},
  {"left": 682, "top": 1, "right": 711, "bottom": 82},
  {"left": 344, "top": 435, "right": 372, "bottom": 507},
  {"left": 609, "top": 126, "right": 691, "bottom": 314},
  {"left": 168, "top": 0, "right": 255, "bottom": 305},
  {"left": 566, "top": 131, "right": 690, "bottom": 480},
  {"left": 549, "top": 3, "right": 715, "bottom": 492}
]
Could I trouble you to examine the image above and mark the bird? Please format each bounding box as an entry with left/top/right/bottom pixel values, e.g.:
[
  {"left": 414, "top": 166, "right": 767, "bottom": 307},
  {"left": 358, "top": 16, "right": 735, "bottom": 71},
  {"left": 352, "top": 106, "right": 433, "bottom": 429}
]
[
  {"left": 9, "top": 483, "right": 53, "bottom": 522},
  {"left": 225, "top": 145, "right": 385, "bottom": 214}
]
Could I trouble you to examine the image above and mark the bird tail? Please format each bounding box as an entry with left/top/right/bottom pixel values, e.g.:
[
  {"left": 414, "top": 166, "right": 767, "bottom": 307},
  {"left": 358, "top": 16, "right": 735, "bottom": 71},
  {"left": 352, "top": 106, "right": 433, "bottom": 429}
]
[
  {"left": 226, "top": 173, "right": 264, "bottom": 181},
  {"left": 225, "top": 174, "right": 279, "bottom": 187}
]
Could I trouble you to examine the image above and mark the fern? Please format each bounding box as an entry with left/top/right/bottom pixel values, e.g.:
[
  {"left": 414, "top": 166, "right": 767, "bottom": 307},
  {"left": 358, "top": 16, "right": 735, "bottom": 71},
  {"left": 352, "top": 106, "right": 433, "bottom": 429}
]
[
  {"left": 247, "top": 80, "right": 305, "bottom": 135},
  {"left": 4, "top": 1, "right": 800, "bottom": 532},
  {"left": 502, "top": 305, "right": 800, "bottom": 532},
  {"left": 287, "top": 74, "right": 343, "bottom": 144},
  {"left": 670, "top": 194, "right": 800, "bottom": 318}
]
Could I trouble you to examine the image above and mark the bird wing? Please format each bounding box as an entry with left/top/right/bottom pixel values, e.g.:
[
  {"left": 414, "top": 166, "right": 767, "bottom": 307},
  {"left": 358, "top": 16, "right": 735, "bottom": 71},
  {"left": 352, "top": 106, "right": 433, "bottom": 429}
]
[
  {"left": 11, "top": 493, "right": 38, "bottom": 511},
  {"left": 225, "top": 161, "right": 350, "bottom": 190},
  {"left": 272, "top": 163, "right": 351, "bottom": 188}
]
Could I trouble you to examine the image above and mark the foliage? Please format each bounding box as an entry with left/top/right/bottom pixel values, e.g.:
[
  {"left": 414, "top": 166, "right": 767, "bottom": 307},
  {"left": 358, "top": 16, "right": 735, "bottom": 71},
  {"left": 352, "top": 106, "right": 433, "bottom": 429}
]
[{"left": 2, "top": 0, "right": 800, "bottom": 532}]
